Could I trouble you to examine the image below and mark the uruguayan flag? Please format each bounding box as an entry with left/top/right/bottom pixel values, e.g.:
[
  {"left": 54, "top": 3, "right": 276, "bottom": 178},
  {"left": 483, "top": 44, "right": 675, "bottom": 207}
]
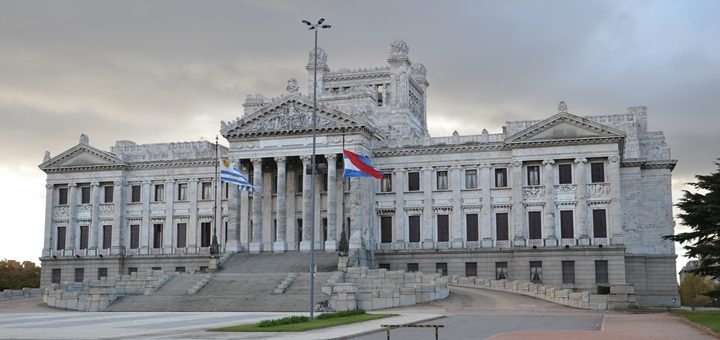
[{"left": 220, "top": 160, "right": 255, "bottom": 192}]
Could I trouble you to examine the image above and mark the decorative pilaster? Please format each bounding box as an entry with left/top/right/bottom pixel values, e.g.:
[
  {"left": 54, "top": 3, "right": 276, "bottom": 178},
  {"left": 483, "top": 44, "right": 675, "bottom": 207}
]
[
  {"left": 43, "top": 184, "right": 53, "bottom": 257},
  {"left": 421, "top": 167, "right": 434, "bottom": 249},
  {"left": 89, "top": 182, "right": 100, "bottom": 254},
  {"left": 187, "top": 178, "right": 199, "bottom": 252},
  {"left": 575, "top": 157, "right": 589, "bottom": 245},
  {"left": 163, "top": 179, "right": 175, "bottom": 254},
  {"left": 140, "top": 180, "right": 151, "bottom": 254},
  {"left": 67, "top": 183, "right": 77, "bottom": 253},
  {"left": 299, "top": 155, "right": 313, "bottom": 251},
  {"left": 324, "top": 154, "right": 338, "bottom": 252},
  {"left": 608, "top": 155, "right": 623, "bottom": 244},
  {"left": 239, "top": 164, "right": 250, "bottom": 248},
  {"left": 543, "top": 159, "right": 557, "bottom": 246},
  {"left": 479, "top": 163, "right": 493, "bottom": 247},
  {"left": 393, "top": 168, "right": 405, "bottom": 250},
  {"left": 250, "top": 158, "right": 263, "bottom": 253},
  {"left": 226, "top": 164, "right": 242, "bottom": 252},
  {"left": 273, "top": 156, "right": 288, "bottom": 253},
  {"left": 450, "top": 165, "right": 463, "bottom": 248},
  {"left": 111, "top": 181, "right": 124, "bottom": 254},
  {"left": 511, "top": 160, "right": 525, "bottom": 246}
]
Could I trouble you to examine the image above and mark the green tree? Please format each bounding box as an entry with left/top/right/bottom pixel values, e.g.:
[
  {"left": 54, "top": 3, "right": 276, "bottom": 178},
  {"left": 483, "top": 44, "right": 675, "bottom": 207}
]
[
  {"left": 0, "top": 259, "right": 41, "bottom": 290},
  {"left": 665, "top": 161, "right": 720, "bottom": 295},
  {"left": 679, "top": 274, "right": 713, "bottom": 307}
]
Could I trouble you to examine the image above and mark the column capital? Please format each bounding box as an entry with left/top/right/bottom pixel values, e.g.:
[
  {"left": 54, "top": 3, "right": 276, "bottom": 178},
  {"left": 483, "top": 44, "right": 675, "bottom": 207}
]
[
  {"left": 68, "top": 182, "right": 78, "bottom": 188},
  {"left": 324, "top": 153, "right": 337, "bottom": 162},
  {"left": 542, "top": 159, "right": 555, "bottom": 166},
  {"left": 274, "top": 156, "right": 287, "bottom": 165},
  {"left": 574, "top": 157, "right": 587, "bottom": 164},
  {"left": 609, "top": 155, "right": 620, "bottom": 163},
  {"left": 114, "top": 180, "right": 125, "bottom": 188},
  {"left": 251, "top": 158, "right": 263, "bottom": 166},
  {"left": 142, "top": 180, "right": 152, "bottom": 185},
  {"left": 511, "top": 160, "right": 522, "bottom": 168},
  {"left": 189, "top": 177, "right": 199, "bottom": 183},
  {"left": 300, "top": 155, "right": 312, "bottom": 164},
  {"left": 91, "top": 181, "right": 100, "bottom": 187},
  {"left": 164, "top": 178, "right": 175, "bottom": 184},
  {"left": 479, "top": 163, "right": 492, "bottom": 169},
  {"left": 421, "top": 166, "right": 433, "bottom": 172},
  {"left": 46, "top": 184, "right": 54, "bottom": 190}
]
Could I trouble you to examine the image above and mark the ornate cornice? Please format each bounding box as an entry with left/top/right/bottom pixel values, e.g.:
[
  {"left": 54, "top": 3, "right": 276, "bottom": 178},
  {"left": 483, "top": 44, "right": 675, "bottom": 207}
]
[{"left": 621, "top": 159, "right": 677, "bottom": 170}]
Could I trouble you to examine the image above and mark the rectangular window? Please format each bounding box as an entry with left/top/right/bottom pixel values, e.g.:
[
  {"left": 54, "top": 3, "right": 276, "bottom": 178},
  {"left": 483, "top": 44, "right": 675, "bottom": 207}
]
[
  {"left": 74, "top": 268, "right": 84, "bottom": 283},
  {"left": 436, "top": 171, "right": 448, "bottom": 190},
  {"left": 530, "top": 261, "right": 543, "bottom": 284},
  {"left": 177, "top": 223, "right": 187, "bottom": 248},
  {"left": 153, "top": 224, "right": 163, "bottom": 248},
  {"left": 436, "top": 263, "right": 448, "bottom": 276},
  {"left": 224, "top": 182, "right": 229, "bottom": 199},
  {"left": 130, "top": 225, "right": 139, "bottom": 249},
  {"left": 595, "top": 260, "right": 609, "bottom": 284},
  {"left": 527, "top": 165, "right": 540, "bottom": 186},
  {"left": 97, "top": 268, "right": 108, "bottom": 280},
  {"left": 496, "top": 213, "right": 509, "bottom": 241},
  {"left": 409, "top": 215, "right": 421, "bottom": 243},
  {"left": 154, "top": 184, "right": 164, "bottom": 202},
  {"left": 380, "top": 216, "right": 392, "bottom": 243},
  {"left": 51, "top": 268, "right": 61, "bottom": 284},
  {"left": 378, "top": 263, "right": 391, "bottom": 270},
  {"left": 128, "top": 267, "right": 138, "bottom": 275},
  {"left": 151, "top": 267, "right": 161, "bottom": 271},
  {"left": 465, "top": 262, "right": 477, "bottom": 277},
  {"left": 79, "top": 225, "right": 89, "bottom": 249},
  {"left": 562, "top": 261, "right": 575, "bottom": 284},
  {"left": 558, "top": 164, "right": 572, "bottom": 184},
  {"left": 407, "top": 263, "right": 419, "bottom": 272},
  {"left": 408, "top": 172, "right": 420, "bottom": 191},
  {"left": 593, "top": 209, "right": 607, "bottom": 238},
  {"left": 465, "top": 169, "right": 477, "bottom": 189},
  {"left": 102, "top": 225, "right": 112, "bottom": 249},
  {"left": 201, "top": 222, "right": 211, "bottom": 247},
  {"left": 591, "top": 162, "right": 605, "bottom": 183},
  {"left": 131, "top": 185, "right": 141, "bottom": 203},
  {"left": 495, "top": 168, "right": 507, "bottom": 187},
  {"left": 177, "top": 183, "right": 188, "bottom": 201},
  {"left": 466, "top": 214, "right": 479, "bottom": 241},
  {"left": 58, "top": 187, "right": 68, "bottom": 205},
  {"left": 175, "top": 267, "right": 186, "bottom": 273},
  {"left": 496, "top": 262, "right": 508, "bottom": 280},
  {"left": 381, "top": 173, "right": 393, "bottom": 192},
  {"left": 560, "top": 210, "right": 574, "bottom": 238},
  {"left": 56, "top": 226, "right": 66, "bottom": 250},
  {"left": 201, "top": 182, "right": 212, "bottom": 200},
  {"left": 81, "top": 186, "right": 91, "bottom": 204},
  {"left": 437, "top": 215, "right": 449, "bottom": 242},
  {"left": 528, "top": 211, "right": 542, "bottom": 239},
  {"left": 103, "top": 185, "right": 113, "bottom": 203}
]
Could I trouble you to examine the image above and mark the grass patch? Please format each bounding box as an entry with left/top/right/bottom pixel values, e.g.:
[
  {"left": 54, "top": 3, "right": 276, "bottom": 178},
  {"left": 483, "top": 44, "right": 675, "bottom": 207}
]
[
  {"left": 212, "top": 311, "right": 396, "bottom": 332},
  {"left": 672, "top": 310, "right": 720, "bottom": 335}
]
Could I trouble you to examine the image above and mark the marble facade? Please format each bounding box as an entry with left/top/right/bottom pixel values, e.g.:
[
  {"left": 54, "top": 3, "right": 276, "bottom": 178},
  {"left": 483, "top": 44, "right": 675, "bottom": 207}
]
[{"left": 38, "top": 40, "right": 679, "bottom": 306}]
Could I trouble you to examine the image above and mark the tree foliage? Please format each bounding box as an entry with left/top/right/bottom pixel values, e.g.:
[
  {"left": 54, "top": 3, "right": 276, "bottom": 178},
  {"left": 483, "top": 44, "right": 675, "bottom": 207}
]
[
  {"left": 0, "top": 259, "right": 40, "bottom": 290},
  {"left": 665, "top": 162, "right": 720, "bottom": 293},
  {"left": 679, "top": 274, "right": 714, "bottom": 307}
]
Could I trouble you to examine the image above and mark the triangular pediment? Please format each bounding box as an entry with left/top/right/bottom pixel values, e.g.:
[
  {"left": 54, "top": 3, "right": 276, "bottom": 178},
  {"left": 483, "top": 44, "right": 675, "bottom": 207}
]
[
  {"left": 221, "top": 94, "right": 365, "bottom": 138},
  {"left": 39, "top": 144, "right": 125, "bottom": 172},
  {"left": 506, "top": 112, "right": 625, "bottom": 144}
]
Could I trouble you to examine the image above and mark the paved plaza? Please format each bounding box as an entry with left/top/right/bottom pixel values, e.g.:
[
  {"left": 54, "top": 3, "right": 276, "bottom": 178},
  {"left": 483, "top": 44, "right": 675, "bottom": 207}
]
[{"left": 0, "top": 287, "right": 714, "bottom": 339}]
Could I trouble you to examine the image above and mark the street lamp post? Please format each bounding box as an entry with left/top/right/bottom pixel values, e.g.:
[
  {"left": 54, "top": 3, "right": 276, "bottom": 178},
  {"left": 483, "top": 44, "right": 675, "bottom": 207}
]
[{"left": 302, "top": 17, "right": 331, "bottom": 319}]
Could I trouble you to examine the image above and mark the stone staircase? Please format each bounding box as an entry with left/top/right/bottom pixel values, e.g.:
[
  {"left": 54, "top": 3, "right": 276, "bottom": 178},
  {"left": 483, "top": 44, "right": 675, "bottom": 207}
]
[{"left": 107, "top": 251, "right": 339, "bottom": 312}]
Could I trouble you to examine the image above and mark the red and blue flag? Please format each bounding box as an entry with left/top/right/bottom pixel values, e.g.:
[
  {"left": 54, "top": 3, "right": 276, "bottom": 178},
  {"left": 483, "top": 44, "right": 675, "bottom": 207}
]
[{"left": 342, "top": 150, "right": 383, "bottom": 179}]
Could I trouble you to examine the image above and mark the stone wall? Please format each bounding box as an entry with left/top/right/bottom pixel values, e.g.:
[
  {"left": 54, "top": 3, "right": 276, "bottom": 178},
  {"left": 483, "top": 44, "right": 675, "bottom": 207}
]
[
  {"left": 43, "top": 270, "right": 173, "bottom": 311},
  {"left": 0, "top": 288, "right": 42, "bottom": 302},
  {"left": 451, "top": 276, "right": 637, "bottom": 310},
  {"left": 322, "top": 267, "right": 448, "bottom": 311}
]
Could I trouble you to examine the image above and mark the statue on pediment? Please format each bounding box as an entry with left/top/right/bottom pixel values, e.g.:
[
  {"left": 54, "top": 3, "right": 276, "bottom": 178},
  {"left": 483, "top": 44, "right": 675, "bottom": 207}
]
[
  {"left": 390, "top": 39, "right": 409, "bottom": 59},
  {"left": 558, "top": 101, "right": 568, "bottom": 113},
  {"left": 79, "top": 133, "right": 89, "bottom": 145},
  {"left": 43, "top": 151, "right": 51, "bottom": 162},
  {"left": 286, "top": 78, "right": 300, "bottom": 94}
]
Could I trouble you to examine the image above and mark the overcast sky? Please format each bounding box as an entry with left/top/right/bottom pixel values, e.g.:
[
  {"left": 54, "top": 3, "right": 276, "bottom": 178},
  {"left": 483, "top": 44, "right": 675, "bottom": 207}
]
[{"left": 1, "top": 1, "right": 718, "bottom": 273}]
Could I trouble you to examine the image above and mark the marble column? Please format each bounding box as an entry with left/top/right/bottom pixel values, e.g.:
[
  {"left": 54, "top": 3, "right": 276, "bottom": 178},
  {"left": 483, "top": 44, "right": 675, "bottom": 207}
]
[
  {"left": 511, "top": 160, "right": 525, "bottom": 246},
  {"left": 421, "top": 167, "right": 434, "bottom": 249},
  {"left": 188, "top": 178, "right": 199, "bottom": 252},
  {"left": 543, "top": 159, "right": 557, "bottom": 246},
  {"left": 393, "top": 168, "right": 405, "bottom": 250},
  {"left": 140, "top": 180, "right": 151, "bottom": 253},
  {"left": 67, "top": 183, "right": 77, "bottom": 253},
  {"left": 239, "top": 163, "right": 250, "bottom": 247},
  {"left": 349, "top": 177, "right": 370, "bottom": 250},
  {"left": 43, "top": 184, "right": 53, "bottom": 257},
  {"left": 450, "top": 165, "right": 463, "bottom": 248},
  {"left": 299, "top": 156, "right": 312, "bottom": 251},
  {"left": 479, "top": 163, "right": 493, "bottom": 247},
  {"left": 163, "top": 179, "right": 175, "bottom": 254},
  {"left": 89, "top": 182, "right": 100, "bottom": 254},
  {"left": 608, "top": 155, "right": 623, "bottom": 244},
  {"left": 226, "top": 169, "right": 242, "bottom": 252},
  {"left": 111, "top": 181, "right": 124, "bottom": 255},
  {"left": 250, "top": 158, "right": 263, "bottom": 253},
  {"left": 273, "top": 156, "right": 288, "bottom": 253},
  {"left": 575, "top": 157, "right": 589, "bottom": 245},
  {"left": 324, "top": 154, "right": 338, "bottom": 252}
]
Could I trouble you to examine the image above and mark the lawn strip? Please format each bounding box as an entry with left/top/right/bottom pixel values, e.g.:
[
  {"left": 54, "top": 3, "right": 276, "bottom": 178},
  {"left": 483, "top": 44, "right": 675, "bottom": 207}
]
[{"left": 211, "top": 313, "right": 396, "bottom": 332}]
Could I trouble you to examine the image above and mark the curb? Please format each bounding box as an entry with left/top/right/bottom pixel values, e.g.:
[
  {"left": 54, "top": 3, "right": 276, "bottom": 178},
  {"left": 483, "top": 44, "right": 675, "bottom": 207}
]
[
  {"left": 672, "top": 313, "right": 720, "bottom": 338},
  {"left": 327, "top": 314, "right": 446, "bottom": 340}
]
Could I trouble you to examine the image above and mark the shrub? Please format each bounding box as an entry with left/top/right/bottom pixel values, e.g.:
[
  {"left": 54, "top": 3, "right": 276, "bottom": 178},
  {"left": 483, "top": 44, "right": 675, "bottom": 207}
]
[
  {"left": 257, "top": 315, "right": 309, "bottom": 327},
  {"left": 316, "top": 309, "right": 366, "bottom": 320},
  {"left": 597, "top": 285, "right": 610, "bottom": 295}
]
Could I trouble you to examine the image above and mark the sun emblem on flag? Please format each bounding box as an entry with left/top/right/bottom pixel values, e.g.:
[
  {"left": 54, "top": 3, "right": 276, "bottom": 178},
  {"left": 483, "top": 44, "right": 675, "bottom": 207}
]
[{"left": 223, "top": 160, "right": 231, "bottom": 167}]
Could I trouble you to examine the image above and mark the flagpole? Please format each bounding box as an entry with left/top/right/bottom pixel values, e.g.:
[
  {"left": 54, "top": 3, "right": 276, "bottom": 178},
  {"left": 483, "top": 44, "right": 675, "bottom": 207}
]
[{"left": 210, "top": 136, "right": 220, "bottom": 257}]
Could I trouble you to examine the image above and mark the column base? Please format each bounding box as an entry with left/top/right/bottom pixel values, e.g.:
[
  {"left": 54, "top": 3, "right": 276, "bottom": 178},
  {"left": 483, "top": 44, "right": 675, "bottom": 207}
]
[
  {"left": 299, "top": 240, "right": 313, "bottom": 252},
  {"left": 451, "top": 239, "right": 464, "bottom": 248},
  {"left": 249, "top": 242, "right": 263, "bottom": 253},
  {"left": 324, "top": 240, "right": 337, "bottom": 252},
  {"left": 273, "top": 241, "right": 287, "bottom": 253},
  {"left": 513, "top": 238, "right": 526, "bottom": 247},
  {"left": 422, "top": 240, "right": 435, "bottom": 249},
  {"left": 86, "top": 249, "right": 98, "bottom": 256},
  {"left": 225, "top": 240, "right": 242, "bottom": 253},
  {"left": 163, "top": 246, "right": 173, "bottom": 255},
  {"left": 111, "top": 246, "right": 125, "bottom": 255},
  {"left": 578, "top": 237, "right": 591, "bottom": 246},
  {"left": 392, "top": 241, "right": 405, "bottom": 250},
  {"left": 481, "top": 238, "right": 494, "bottom": 247},
  {"left": 544, "top": 238, "right": 558, "bottom": 247}
]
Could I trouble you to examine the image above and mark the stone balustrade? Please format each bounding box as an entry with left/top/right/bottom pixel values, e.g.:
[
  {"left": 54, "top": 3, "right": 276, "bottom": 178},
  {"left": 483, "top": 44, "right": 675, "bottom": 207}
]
[
  {"left": 0, "top": 288, "right": 42, "bottom": 302},
  {"left": 450, "top": 276, "right": 636, "bottom": 310}
]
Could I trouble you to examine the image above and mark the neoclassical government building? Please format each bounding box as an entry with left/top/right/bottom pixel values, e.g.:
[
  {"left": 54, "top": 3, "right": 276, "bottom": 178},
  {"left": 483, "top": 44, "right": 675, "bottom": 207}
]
[{"left": 39, "top": 40, "right": 679, "bottom": 306}]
